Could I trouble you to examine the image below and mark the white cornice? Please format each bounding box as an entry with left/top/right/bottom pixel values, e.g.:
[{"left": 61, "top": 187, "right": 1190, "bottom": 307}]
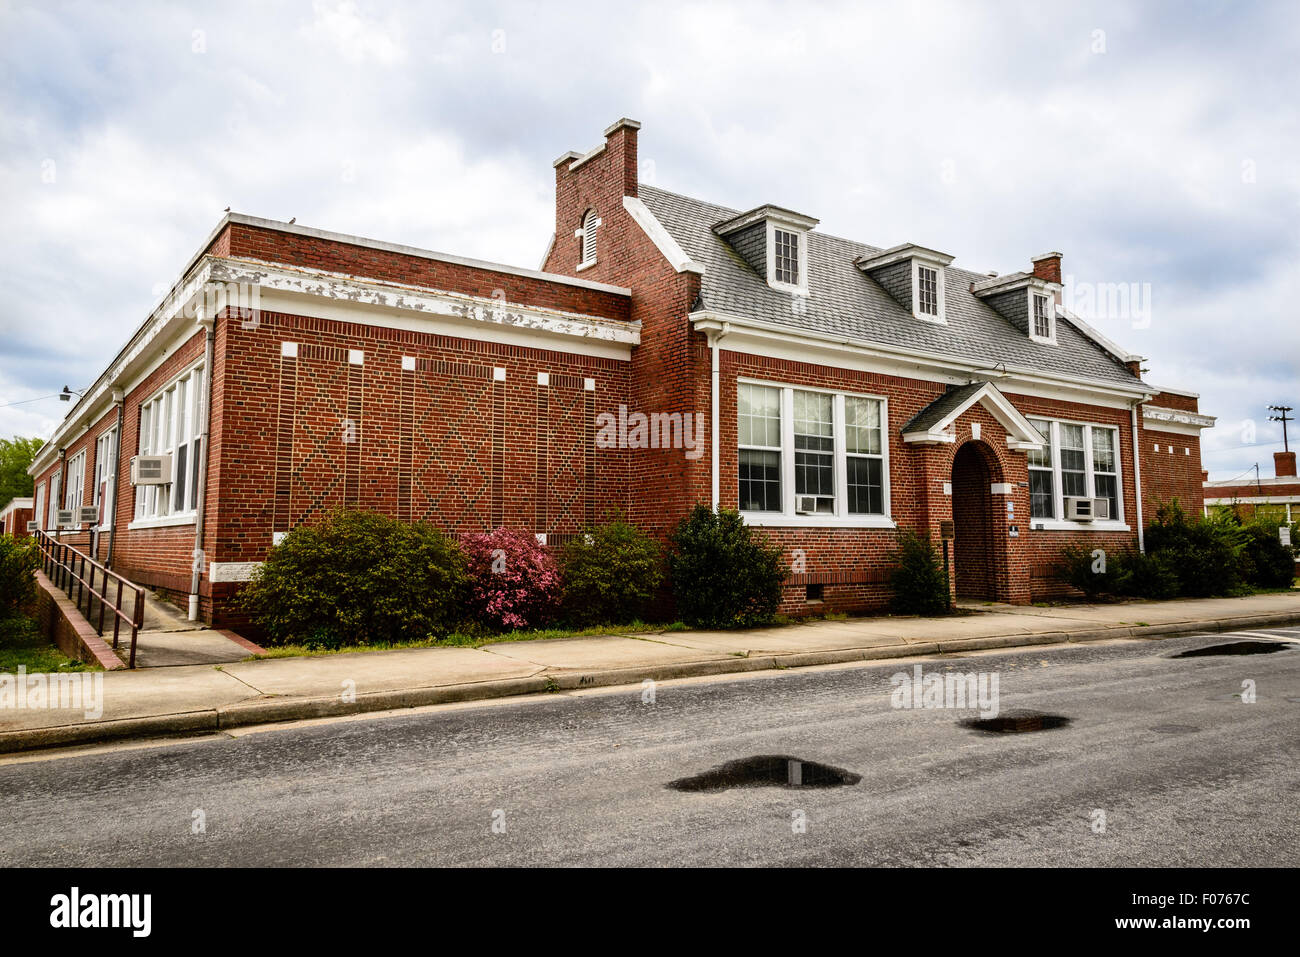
[
  {"left": 901, "top": 381, "right": 1044, "bottom": 450},
  {"left": 623, "top": 196, "right": 705, "bottom": 274},
  {"left": 713, "top": 205, "right": 820, "bottom": 237},
  {"left": 1142, "top": 404, "right": 1216, "bottom": 433},
  {"left": 30, "top": 256, "right": 640, "bottom": 476}
]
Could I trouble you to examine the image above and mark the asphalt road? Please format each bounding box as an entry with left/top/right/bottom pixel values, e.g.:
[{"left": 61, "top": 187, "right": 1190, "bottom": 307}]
[{"left": 1, "top": 628, "right": 1297, "bottom": 867}]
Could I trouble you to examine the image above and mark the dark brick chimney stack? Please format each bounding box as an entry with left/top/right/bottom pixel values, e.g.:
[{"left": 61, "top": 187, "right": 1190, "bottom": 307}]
[{"left": 1275, "top": 450, "right": 1297, "bottom": 478}]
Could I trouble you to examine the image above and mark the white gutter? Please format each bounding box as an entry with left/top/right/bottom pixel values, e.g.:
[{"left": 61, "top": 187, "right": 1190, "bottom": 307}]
[
  {"left": 1131, "top": 401, "right": 1145, "bottom": 553},
  {"left": 690, "top": 309, "right": 1155, "bottom": 402}
]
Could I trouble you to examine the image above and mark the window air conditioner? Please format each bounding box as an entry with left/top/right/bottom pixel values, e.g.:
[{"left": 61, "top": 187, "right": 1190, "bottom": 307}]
[{"left": 131, "top": 453, "right": 172, "bottom": 486}]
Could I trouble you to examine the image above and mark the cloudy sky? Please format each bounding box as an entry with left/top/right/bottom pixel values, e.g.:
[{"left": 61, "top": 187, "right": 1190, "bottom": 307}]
[{"left": 1, "top": 0, "right": 1296, "bottom": 480}]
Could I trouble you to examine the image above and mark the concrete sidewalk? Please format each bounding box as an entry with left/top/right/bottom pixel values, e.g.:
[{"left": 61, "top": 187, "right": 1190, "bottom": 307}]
[{"left": 3, "top": 591, "right": 1299, "bottom": 754}]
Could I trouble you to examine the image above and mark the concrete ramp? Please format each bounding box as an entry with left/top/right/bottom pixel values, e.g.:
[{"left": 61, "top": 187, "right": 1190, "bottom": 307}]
[{"left": 120, "top": 594, "right": 258, "bottom": 668}]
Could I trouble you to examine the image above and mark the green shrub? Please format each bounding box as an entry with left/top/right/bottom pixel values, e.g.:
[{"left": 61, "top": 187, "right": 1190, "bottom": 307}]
[
  {"left": 1111, "top": 548, "right": 1181, "bottom": 599},
  {"left": 1233, "top": 517, "right": 1297, "bottom": 589},
  {"left": 237, "top": 509, "right": 468, "bottom": 646},
  {"left": 560, "top": 514, "right": 664, "bottom": 626},
  {"left": 0, "top": 535, "right": 40, "bottom": 617},
  {"left": 1145, "top": 501, "right": 1244, "bottom": 596},
  {"left": 1056, "top": 544, "right": 1113, "bottom": 599},
  {"left": 888, "top": 531, "right": 950, "bottom": 615},
  {"left": 667, "top": 505, "right": 786, "bottom": 628}
]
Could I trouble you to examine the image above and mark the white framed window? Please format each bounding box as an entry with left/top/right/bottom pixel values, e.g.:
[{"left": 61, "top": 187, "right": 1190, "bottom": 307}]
[
  {"left": 65, "top": 450, "right": 86, "bottom": 522},
  {"left": 912, "top": 260, "right": 947, "bottom": 323},
  {"left": 1030, "top": 291, "right": 1055, "bottom": 343},
  {"left": 33, "top": 482, "right": 46, "bottom": 534},
  {"left": 738, "top": 383, "right": 783, "bottom": 512},
  {"left": 93, "top": 426, "right": 117, "bottom": 528},
  {"left": 1027, "top": 417, "right": 1055, "bottom": 519},
  {"left": 47, "top": 471, "right": 61, "bottom": 529},
  {"left": 766, "top": 222, "right": 808, "bottom": 293},
  {"left": 134, "top": 361, "right": 205, "bottom": 523},
  {"left": 1028, "top": 418, "right": 1124, "bottom": 526},
  {"left": 578, "top": 208, "right": 600, "bottom": 268},
  {"left": 738, "top": 380, "right": 891, "bottom": 526}
]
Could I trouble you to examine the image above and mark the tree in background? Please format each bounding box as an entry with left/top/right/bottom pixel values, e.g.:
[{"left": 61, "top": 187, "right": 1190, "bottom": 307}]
[{"left": 0, "top": 438, "right": 43, "bottom": 504}]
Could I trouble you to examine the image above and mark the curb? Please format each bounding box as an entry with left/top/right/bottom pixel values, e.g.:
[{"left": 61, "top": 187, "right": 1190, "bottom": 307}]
[{"left": 3, "top": 610, "right": 1298, "bottom": 756}]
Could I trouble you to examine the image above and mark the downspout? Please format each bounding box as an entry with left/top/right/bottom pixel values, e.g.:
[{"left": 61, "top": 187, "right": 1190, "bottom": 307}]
[
  {"left": 57, "top": 447, "right": 66, "bottom": 538},
  {"left": 188, "top": 315, "right": 216, "bottom": 621},
  {"left": 1131, "top": 401, "right": 1145, "bottom": 553},
  {"left": 104, "top": 388, "right": 124, "bottom": 567},
  {"left": 707, "top": 323, "right": 729, "bottom": 510}
]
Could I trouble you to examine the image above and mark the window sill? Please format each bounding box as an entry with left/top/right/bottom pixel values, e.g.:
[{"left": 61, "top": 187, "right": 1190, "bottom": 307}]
[
  {"left": 128, "top": 514, "right": 197, "bottom": 531},
  {"left": 1029, "top": 519, "right": 1131, "bottom": 532},
  {"left": 740, "top": 512, "right": 897, "bottom": 529},
  {"left": 575, "top": 259, "right": 598, "bottom": 272}
]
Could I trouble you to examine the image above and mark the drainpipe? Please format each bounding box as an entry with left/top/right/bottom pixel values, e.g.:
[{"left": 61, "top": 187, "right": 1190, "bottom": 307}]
[
  {"left": 57, "top": 447, "right": 66, "bottom": 539},
  {"left": 104, "top": 388, "right": 125, "bottom": 567},
  {"left": 1131, "top": 401, "right": 1145, "bottom": 554},
  {"left": 707, "top": 323, "right": 729, "bottom": 510},
  {"left": 188, "top": 315, "right": 216, "bottom": 621}
]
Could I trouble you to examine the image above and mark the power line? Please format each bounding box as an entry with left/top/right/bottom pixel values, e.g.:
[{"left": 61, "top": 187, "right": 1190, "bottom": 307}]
[{"left": 0, "top": 393, "right": 63, "bottom": 410}]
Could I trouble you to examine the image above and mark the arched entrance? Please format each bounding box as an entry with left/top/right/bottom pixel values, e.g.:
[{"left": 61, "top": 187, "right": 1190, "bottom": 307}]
[{"left": 951, "top": 441, "right": 1003, "bottom": 601}]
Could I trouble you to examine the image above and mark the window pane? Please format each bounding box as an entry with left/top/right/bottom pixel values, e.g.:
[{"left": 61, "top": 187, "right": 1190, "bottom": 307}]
[
  {"left": 847, "top": 456, "right": 883, "bottom": 514},
  {"left": 917, "top": 265, "right": 938, "bottom": 315},
  {"left": 846, "top": 397, "right": 882, "bottom": 454},
  {"left": 174, "top": 444, "right": 188, "bottom": 512},
  {"left": 739, "top": 449, "right": 781, "bottom": 512},
  {"left": 1027, "top": 419, "right": 1052, "bottom": 468},
  {"left": 739, "top": 384, "right": 781, "bottom": 448},
  {"left": 793, "top": 391, "right": 834, "bottom": 504},
  {"left": 1091, "top": 427, "right": 1115, "bottom": 473},
  {"left": 1030, "top": 469, "right": 1055, "bottom": 518},
  {"left": 774, "top": 229, "right": 798, "bottom": 284},
  {"left": 190, "top": 437, "right": 202, "bottom": 507},
  {"left": 1059, "top": 423, "right": 1086, "bottom": 497},
  {"left": 1094, "top": 474, "right": 1118, "bottom": 519}
]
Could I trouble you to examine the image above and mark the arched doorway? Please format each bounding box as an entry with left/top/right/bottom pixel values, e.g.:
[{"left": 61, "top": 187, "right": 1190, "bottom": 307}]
[{"left": 951, "top": 441, "right": 1002, "bottom": 601}]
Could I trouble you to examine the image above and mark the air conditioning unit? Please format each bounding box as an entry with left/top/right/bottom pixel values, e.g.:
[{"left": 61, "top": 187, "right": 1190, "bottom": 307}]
[
  {"left": 1091, "top": 497, "right": 1111, "bottom": 520},
  {"left": 131, "top": 453, "right": 172, "bottom": 486},
  {"left": 795, "top": 495, "right": 820, "bottom": 515},
  {"left": 26, "top": 520, "right": 39, "bottom": 533},
  {"left": 1064, "top": 496, "right": 1094, "bottom": 521},
  {"left": 56, "top": 509, "right": 75, "bottom": 527},
  {"left": 79, "top": 506, "right": 100, "bottom": 525}
]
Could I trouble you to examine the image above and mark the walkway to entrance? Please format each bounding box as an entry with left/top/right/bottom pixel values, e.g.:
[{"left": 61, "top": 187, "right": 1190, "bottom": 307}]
[{"left": 127, "top": 593, "right": 261, "bottom": 667}]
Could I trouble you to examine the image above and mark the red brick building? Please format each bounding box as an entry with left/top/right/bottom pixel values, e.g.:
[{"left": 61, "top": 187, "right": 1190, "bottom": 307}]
[
  {"left": 27, "top": 117, "right": 1213, "bottom": 624},
  {"left": 1203, "top": 450, "right": 1299, "bottom": 525},
  {"left": 0, "top": 498, "right": 33, "bottom": 537}
]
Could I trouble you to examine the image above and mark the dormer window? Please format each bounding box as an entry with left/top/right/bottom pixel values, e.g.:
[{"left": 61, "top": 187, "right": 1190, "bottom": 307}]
[
  {"left": 713, "top": 204, "right": 819, "bottom": 295},
  {"left": 856, "top": 244, "right": 953, "bottom": 325},
  {"left": 577, "top": 209, "right": 600, "bottom": 270},
  {"left": 773, "top": 228, "right": 800, "bottom": 285},
  {"left": 1031, "top": 292, "right": 1055, "bottom": 343},
  {"left": 971, "top": 271, "right": 1061, "bottom": 343},
  {"left": 915, "top": 263, "right": 941, "bottom": 319}
]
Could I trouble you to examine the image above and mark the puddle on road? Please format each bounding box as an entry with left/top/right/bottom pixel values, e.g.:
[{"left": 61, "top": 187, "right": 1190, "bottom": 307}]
[
  {"left": 668, "top": 755, "right": 861, "bottom": 792},
  {"left": 960, "top": 709, "right": 1071, "bottom": 734},
  {"left": 1171, "top": 641, "right": 1293, "bottom": 658}
]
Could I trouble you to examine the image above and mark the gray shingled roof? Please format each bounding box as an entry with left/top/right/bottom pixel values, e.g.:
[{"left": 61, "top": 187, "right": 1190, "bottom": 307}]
[
  {"left": 900, "top": 383, "right": 988, "bottom": 434},
  {"left": 638, "top": 184, "right": 1143, "bottom": 388}
]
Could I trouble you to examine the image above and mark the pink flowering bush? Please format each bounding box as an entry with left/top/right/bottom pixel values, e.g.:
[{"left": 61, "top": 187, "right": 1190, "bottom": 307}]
[{"left": 462, "top": 527, "right": 561, "bottom": 630}]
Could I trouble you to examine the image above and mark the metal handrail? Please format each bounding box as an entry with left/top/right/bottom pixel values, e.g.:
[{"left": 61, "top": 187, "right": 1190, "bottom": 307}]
[{"left": 33, "top": 529, "right": 146, "bottom": 668}]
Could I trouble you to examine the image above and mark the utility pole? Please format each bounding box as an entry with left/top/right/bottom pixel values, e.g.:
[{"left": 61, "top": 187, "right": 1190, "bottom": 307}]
[{"left": 1269, "top": 405, "right": 1293, "bottom": 452}]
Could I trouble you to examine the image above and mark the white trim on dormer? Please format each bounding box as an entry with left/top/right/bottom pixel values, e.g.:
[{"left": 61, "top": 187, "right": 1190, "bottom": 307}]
[
  {"left": 1029, "top": 289, "right": 1056, "bottom": 344},
  {"left": 911, "top": 259, "right": 947, "bottom": 325},
  {"left": 766, "top": 220, "right": 809, "bottom": 295}
]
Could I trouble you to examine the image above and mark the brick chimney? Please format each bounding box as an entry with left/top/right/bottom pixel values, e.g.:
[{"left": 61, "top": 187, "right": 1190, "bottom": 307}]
[
  {"left": 1031, "top": 251, "right": 1062, "bottom": 285},
  {"left": 1201, "top": 469, "right": 1209, "bottom": 483},
  {"left": 544, "top": 117, "right": 641, "bottom": 277},
  {"left": 1275, "top": 450, "right": 1297, "bottom": 478}
]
